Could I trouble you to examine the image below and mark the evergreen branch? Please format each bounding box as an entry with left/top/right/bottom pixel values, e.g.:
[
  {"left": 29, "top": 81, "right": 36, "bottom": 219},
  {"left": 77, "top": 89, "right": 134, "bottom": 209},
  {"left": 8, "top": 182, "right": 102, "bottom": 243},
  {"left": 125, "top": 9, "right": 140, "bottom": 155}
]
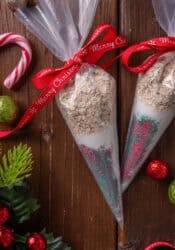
[
  {"left": 41, "top": 229, "right": 71, "bottom": 250},
  {"left": 0, "top": 181, "right": 40, "bottom": 224},
  {"left": 0, "top": 143, "right": 71, "bottom": 249},
  {"left": 0, "top": 143, "right": 33, "bottom": 188}
]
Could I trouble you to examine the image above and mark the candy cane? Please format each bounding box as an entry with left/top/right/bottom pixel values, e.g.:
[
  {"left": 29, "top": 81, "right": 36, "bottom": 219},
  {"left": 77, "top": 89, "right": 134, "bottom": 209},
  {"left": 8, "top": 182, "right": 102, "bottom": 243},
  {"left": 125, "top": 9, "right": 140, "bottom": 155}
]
[{"left": 0, "top": 32, "right": 32, "bottom": 89}]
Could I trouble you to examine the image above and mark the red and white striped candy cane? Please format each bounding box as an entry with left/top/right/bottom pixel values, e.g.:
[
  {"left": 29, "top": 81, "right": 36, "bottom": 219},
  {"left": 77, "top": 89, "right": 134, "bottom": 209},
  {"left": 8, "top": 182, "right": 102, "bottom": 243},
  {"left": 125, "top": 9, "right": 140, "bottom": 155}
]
[{"left": 0, "top": 32, "right": 32, "bottom": 89}]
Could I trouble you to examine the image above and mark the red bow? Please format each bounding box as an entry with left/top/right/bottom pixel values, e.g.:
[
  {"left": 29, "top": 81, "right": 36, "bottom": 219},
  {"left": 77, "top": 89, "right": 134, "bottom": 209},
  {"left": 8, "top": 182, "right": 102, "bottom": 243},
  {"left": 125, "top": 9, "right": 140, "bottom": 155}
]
[
  {"left": 0, "top": 23, "right": 126, "bottom": 138},
  {"left": 121, "top": 37, "right": 175, "bottom": 73}
]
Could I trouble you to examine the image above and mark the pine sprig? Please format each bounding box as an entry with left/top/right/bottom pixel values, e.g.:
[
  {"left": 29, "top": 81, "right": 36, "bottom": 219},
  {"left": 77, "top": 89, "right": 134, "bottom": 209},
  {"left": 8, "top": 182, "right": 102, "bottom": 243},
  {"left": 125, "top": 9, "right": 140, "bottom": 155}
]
[
  {"left": 0, "top": 143, "right": 71, "bottom": 249},
  {"left": 0, "top": 143, "right": 33, "bottom": 188}
]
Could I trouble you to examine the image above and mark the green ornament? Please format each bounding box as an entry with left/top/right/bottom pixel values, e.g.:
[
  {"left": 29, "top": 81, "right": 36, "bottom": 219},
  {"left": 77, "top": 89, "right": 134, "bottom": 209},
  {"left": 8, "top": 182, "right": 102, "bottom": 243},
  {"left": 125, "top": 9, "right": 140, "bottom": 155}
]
[
  {"left": 168, "top": 180, "right": 175, "bottom": 204},
  {"left": 0, "top": 96, "right": 19, "bottom": 124}
]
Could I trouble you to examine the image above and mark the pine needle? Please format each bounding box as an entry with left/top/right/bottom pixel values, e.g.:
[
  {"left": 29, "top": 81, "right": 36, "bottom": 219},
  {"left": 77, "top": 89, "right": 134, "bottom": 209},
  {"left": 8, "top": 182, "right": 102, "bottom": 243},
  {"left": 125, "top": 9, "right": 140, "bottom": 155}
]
[{"left": 0, "top": 143, "right": 33, "bottom": 188}]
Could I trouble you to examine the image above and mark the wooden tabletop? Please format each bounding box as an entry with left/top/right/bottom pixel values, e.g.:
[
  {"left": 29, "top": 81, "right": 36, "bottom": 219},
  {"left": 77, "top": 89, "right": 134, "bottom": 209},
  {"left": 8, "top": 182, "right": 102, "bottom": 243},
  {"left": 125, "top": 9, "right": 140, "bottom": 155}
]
[{"left": 1, "top": 0, "right": 175, "bottom": 249}]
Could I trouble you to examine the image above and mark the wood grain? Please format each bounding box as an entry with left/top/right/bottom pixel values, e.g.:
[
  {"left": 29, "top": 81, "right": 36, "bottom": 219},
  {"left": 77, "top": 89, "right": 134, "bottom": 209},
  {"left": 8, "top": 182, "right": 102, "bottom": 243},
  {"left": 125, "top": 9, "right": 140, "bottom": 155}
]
[
  {"left": 120, "top": 0, "right": 175, "bottom": 249},
  {"left": 1, "top": 0, "right": 175, "bottom": 249}
]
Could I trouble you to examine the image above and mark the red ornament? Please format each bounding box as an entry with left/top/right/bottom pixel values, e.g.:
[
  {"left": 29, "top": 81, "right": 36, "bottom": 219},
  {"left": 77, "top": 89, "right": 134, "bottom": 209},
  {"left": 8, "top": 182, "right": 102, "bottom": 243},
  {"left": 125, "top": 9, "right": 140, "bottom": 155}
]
[
  {"left": 0, "top": 226, "right": 14, "bottom": 248},
  {"left": 146, "top": 159, "right": 168, "bottom": 180},
  {"left": 26, "top": 233, "right": 47, "bottom": 250},
  {"left": 144, "top": 241, "right": 175, "bottom": 249},
  {"left": 0, "top": 206, "right": 10, "bottom": 225}
]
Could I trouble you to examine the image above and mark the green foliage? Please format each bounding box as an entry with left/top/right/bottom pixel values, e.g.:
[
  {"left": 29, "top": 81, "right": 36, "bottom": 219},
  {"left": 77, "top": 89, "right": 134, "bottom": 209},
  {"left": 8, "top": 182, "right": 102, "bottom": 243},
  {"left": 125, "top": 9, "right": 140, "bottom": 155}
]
[
  {"left": 0, "top": 143, "right": 33, "bottom": 188},
  {"left": 0, "top": 144, "right": 38, "bottom": 223},
  {"left": 13, "top": 234, "right": 29, "bottom": 250},
  {"left": 0, "top": 143, "right": 71, "bottom": 249},
  {"left": 42, "top": 229, "right": 71, "bottom": 250},
  {"left": 15, "top": 246, "right": 26, "bottom": 250},
  {"left": 7, "top": 245, "right": 26, "bottom": 250},
  {"left": 0, "top": 180, "right": 40, "bottom": 224}
]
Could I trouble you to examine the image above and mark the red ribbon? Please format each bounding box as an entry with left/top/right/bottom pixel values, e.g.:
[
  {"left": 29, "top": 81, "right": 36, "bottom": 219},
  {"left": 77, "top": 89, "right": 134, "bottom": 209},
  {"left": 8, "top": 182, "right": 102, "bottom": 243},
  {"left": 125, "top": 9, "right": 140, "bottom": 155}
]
[
  {"left": 121, "top": 36, "right": 175, "bottom": 73},
  {"left": 0, "top": 23, "right": 126, "bottom": 138},
  {"left": 145, "top": 241, "right": 175, "bottom": 250}
]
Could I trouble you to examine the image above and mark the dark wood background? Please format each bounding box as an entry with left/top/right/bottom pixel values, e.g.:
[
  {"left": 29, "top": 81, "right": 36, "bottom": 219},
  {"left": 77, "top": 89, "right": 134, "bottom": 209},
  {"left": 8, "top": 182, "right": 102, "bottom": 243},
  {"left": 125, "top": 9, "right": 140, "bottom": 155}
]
[{"left": 0, "top": 0, "right": 175, "bottom": 249}]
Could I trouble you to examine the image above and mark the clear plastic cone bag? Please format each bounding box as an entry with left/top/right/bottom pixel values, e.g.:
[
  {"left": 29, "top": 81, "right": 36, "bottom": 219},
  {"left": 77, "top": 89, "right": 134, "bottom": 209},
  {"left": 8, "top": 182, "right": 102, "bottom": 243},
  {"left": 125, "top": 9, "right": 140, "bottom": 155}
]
[
  {"left": 57, "top": 63, "right": 123, "bottom": 227},
  {"left": 152, "top": 0, "right": 175, "bottom": 37},
  {"left": 121, "top": 0, "right": 175, "bottom": 191},
  {"left": 13, "top": 0, "right": 124, "bottom": 228},
  {"left": 122, "top": 52, "right": 175, "bottom": 191}
]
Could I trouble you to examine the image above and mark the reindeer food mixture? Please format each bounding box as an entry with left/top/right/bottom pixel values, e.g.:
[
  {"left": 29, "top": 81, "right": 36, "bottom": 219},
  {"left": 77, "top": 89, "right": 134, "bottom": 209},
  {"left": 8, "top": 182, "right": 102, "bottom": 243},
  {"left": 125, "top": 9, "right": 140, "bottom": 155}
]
[
  {"left": 58, "top": 64, "right": 116, "bottom": 135},
  {"left": 137, "top": 52, "right": 175, "bottom": 111}
]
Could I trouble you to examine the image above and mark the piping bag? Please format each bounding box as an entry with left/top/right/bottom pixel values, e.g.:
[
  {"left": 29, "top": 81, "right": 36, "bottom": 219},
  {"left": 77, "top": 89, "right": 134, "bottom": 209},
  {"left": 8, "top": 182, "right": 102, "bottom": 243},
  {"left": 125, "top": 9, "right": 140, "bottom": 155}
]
[
  {"left": 9, "top": 0, "right": 126, "bottom": 242},
  {"left": 121, "top": 0, "right": 175, "bottom": 192}
]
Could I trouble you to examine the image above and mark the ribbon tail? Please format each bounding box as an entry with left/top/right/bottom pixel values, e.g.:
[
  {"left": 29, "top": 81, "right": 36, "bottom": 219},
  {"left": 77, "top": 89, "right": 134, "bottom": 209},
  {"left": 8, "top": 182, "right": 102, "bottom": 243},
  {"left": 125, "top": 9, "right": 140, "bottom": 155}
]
[
  {"left": 101, "top": 54, "right": 121, "bottom": 70},
  {"left": 32, "top": 68, "right": 63, "bottom": 89}
]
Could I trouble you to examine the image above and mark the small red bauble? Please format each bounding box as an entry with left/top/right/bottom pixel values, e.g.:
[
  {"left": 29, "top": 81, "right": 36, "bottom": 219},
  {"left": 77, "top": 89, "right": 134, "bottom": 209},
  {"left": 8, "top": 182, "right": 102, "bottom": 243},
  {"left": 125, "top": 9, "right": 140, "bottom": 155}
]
[
  {"left": 26, "top": 233, "right": 47, "bottom": 250},
  {"left": 144, "top": 241, "right": 175, "bottom": 249},
  {"left": 0, "top": 226, "right": 14, "bottom": 248},
  {"left": 146, "top": 159, "right": 168, "bottom": 180},
  {"left": 0, "top": 206, "right": 10, "bottom": 225}
]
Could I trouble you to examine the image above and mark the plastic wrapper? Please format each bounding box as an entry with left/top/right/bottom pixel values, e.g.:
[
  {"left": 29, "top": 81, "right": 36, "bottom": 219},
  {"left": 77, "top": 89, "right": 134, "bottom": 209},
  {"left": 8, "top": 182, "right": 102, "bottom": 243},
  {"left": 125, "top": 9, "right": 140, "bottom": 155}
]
[
  {"left": 13, "top": 0, "right": 124, "bottom": 229},
  {"left": 122, "top": 52, "right": 175, "bottom": 191},
  {"left": 122, "top": 0, "right": 175, "bottom": 191}
]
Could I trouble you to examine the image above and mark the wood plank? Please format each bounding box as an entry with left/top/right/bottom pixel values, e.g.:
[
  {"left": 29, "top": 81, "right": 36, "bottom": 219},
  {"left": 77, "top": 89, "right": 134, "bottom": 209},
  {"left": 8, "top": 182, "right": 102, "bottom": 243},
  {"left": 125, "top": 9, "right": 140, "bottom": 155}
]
[
  {"left": 50, "top": 1, "right": 118, "bottom": 249},
  {"left": 0, "top": 1, "right": 118, "bottom": 249},
  {"left": 120, "top": 0, "right": 175, "bottom": 248}
]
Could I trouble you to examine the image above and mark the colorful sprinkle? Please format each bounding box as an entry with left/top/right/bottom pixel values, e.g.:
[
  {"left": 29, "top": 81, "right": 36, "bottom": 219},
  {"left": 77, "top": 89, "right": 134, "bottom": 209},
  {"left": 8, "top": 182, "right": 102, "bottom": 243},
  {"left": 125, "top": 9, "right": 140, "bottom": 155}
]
[{"left": 80, "top": 144, "right": 122, "bottom": 221}]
